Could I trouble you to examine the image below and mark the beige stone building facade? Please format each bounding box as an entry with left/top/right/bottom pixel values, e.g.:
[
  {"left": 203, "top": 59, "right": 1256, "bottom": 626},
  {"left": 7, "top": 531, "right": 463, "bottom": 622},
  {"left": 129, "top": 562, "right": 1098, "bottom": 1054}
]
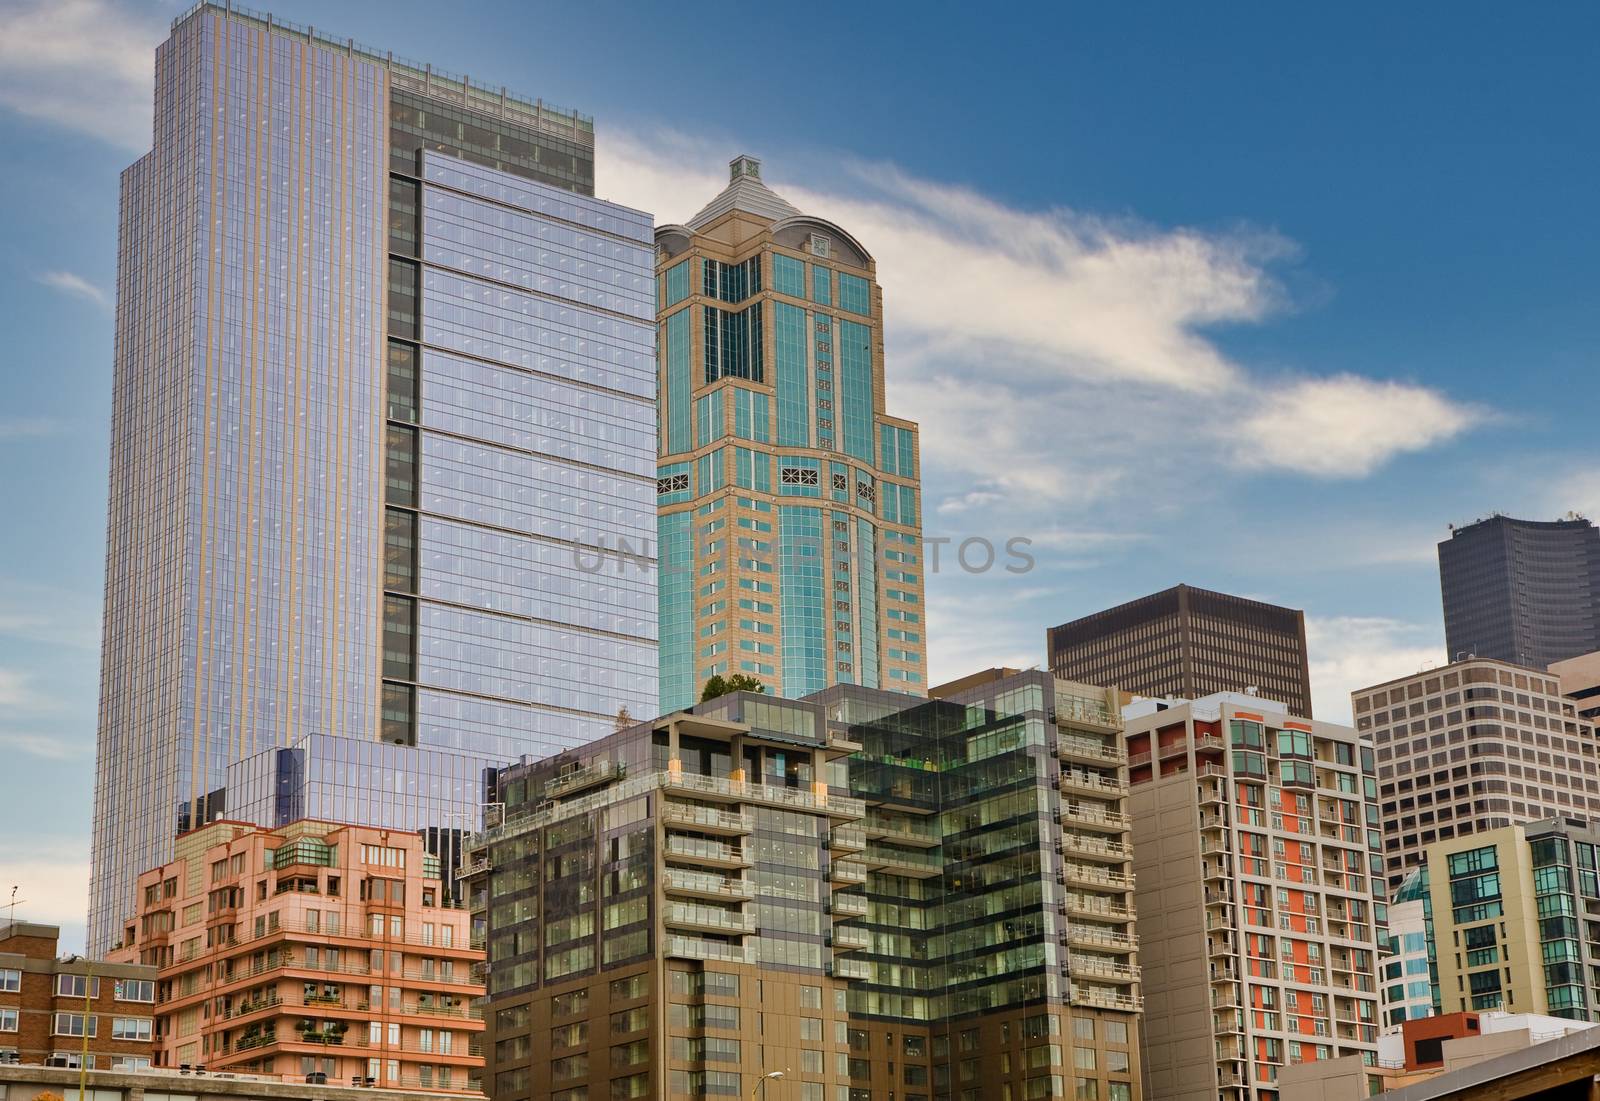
[{"left": 1352, "top": 657, "right": 1600, "bottom": 893}]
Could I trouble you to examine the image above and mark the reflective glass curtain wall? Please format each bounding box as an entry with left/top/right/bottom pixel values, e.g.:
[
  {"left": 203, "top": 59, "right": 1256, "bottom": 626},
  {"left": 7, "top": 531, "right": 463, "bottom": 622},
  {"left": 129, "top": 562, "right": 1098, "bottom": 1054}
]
[
  {"left": 91, "top": 8, "right": 388, "bottom": 952},
  {"left": 90, "top": 1, "right": 655, "bottom": 951}
]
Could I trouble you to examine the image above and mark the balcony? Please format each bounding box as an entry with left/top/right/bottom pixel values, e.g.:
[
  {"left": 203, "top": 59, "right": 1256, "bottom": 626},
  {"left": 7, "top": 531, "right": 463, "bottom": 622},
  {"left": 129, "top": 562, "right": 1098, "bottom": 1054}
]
[
  {"left": 1060, "top": 863, "right": 1134, "bottom": 891},
  {"left": 1060, "top": 895, "right": 1134, "bottom": 921},
  {"left": 1069, "top": 955, "right": 1139, "bottom": 984},
  {"left": 1057, "top": 735, "right": 1127, "bottom": 766},
  {"left": 1057, "top": 833, "right": 1130, "bottom": 862},
  {"left": 1056, "top": 693, "right": 1121, "bottom": 732},
  {"left": 831, "top": 827, "right": 867, "bottom": 853},
  {"left": 546, "top": 759, "right": 623, "bottom": 798},
  {"left": 827, "top": 729, "right": 864, "bottom": 755},
  {"left": 1059, "top": 803, "right": 1131, "bottom": 832},
  {"left": 664, "top": 902, "right": 756, "bottom": 936},
  {"left": 1194, "top": 735, "right": 1226, "bottom": 754},
  {"left": 662, "top": 771, "right": 865, "bottom": 819},
  {"left": 832, "top": 926, "right": 871, "bottom": 952},
  {"left": 832, "top": 957, "right": 871, "bottom": 982},
  {"left": 662, "top": 869, "right": 754, "bottom": 901},
  {"left": 832, "top": 893, "right": 869, "bottom": 919},
  {"left": 1064, "top": 924, "right": 1137, "bottom": 952},
  {"left": 1058, "top": 770, "right": 1128, "bottom": 799},
  {"left": 663, "top": 836, "right": 750, "bottom": 869},
  {"left": 1067, "top": 984, "right": 1142, "bottom": 1013},
  {"left": 830, "top": 861, "right": 868, "bottom": 886},
  {"left": 860, "top": 845, "right": 940, "bottom": 879},
  {"left": 662, "top": 801, "right": 753, "bottom": 835},
  {"left": 233, "top": 1032, "right": 278, "bottom": 1052},
  {"left": 862, "top": 818, "right": 941, "bottom": 848},
  {"left": 664, "top": 936, "right": 753, "bottom": 964},
  {"left": 1211, "top": 987, "right": 1242, "bottom": 1011}
]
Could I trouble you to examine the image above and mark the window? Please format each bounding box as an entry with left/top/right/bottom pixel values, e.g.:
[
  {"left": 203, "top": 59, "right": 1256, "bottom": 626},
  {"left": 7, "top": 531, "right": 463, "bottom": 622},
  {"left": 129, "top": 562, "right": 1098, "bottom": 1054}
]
[
  {"left": 0, "top": 1009, "right": 17, "bottom": 1032},
  {"left": 52, "top": 1013, "right": 96, "bottom": 1037},
  {"left": 0, "top": 970, "right": 18, "bottom": 993},
  {"left": 56, "top": 975, "right": 100, "bottom": 999},
  {"left": 112, "top": 1018, "right": 153, "bottom": 1041}
]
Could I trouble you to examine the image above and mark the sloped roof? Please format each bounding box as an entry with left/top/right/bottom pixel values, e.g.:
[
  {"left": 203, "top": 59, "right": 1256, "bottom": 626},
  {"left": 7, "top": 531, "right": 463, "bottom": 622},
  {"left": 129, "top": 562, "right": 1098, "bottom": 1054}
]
[{"left": 686, "top": 154, "right": 802, "bottom": 230}]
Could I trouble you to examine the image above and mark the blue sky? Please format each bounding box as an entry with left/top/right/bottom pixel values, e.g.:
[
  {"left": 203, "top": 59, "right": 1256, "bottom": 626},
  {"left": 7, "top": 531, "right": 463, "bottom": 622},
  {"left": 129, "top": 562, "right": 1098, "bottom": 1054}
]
[{"left": 1, "top": 0, "right": 1596, "bottom": 949}]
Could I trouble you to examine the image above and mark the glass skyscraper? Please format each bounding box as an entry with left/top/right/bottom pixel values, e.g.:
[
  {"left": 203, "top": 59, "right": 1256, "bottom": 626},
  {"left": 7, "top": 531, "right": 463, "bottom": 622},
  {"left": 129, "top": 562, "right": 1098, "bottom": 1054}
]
[
  {"left": 90, "top": 1, "right": 658, "bottom": 951},
  {"left": 655, "top": 156, "right": 927, "bottom": 712}
]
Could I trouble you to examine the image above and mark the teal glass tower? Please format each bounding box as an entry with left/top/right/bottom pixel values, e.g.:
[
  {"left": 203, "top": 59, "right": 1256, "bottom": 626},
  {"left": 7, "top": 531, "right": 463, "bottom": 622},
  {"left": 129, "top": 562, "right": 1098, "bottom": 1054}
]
[{"left": 654, "top": 156, "right": 926, "bottom": 712}]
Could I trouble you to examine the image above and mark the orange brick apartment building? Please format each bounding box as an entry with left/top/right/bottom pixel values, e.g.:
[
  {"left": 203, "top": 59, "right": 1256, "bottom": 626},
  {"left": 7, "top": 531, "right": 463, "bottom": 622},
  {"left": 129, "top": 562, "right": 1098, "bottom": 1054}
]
[{"left": 110, "top": 820, "right": 484, "bottom": 1093}]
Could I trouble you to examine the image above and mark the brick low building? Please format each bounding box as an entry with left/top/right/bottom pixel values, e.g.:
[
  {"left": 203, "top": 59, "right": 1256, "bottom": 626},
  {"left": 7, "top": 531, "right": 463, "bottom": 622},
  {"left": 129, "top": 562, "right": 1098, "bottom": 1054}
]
[
  {"left": 109, "top": 821, "right": 485, "bottom": 1094},
  {"left": 0, "top": 921, "right": 156, "bottom": 1069}
]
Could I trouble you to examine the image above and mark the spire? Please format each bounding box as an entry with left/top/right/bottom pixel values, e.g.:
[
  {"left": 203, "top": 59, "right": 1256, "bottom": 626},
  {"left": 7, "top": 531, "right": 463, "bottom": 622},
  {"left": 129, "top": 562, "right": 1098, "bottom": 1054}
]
[{"left": 686, "top": 153, "right": 802, "bottom": 230}]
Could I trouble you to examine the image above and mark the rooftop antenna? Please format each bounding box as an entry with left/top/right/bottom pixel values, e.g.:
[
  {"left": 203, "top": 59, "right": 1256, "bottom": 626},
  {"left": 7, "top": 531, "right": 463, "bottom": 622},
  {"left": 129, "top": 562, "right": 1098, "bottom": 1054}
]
[{"left": 6, "top": 886, "right": 25, "bottom": 927}]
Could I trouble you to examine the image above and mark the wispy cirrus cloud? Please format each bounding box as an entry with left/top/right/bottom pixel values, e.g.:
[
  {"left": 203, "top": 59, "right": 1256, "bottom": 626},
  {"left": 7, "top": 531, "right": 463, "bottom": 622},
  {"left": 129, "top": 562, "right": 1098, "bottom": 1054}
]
[
  {"left": 0, "top": 0, "right": 160, "bottom": 151},
  {"left": 0, "top": 668, "right": 47, "bottom": 710},
  {"left": 36, "top": 270, "right": 110, "bottom": 311},
  {"left": 0, "top": 416, "right": 70, "bottom": 440},
  {"left": 0, "top": 730, "right": 88, "bottom": 761}
]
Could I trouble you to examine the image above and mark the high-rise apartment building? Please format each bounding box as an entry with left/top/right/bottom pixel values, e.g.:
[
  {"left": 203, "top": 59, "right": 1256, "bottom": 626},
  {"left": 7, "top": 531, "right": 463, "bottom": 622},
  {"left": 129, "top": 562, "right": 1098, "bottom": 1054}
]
[
  {"left": 1551, "top": 650, "right": 1600, "bottom": 725},
  {"left": 1126, "top": 693, "right": 1384, "bottom": 1101},
  {"left": 1048, "top": 585, "right": 1314, "bottom": 718},
  {"left": 654, "top": 156, "right": 926, "bottom": 712},
  {"left": 1438, "top": 515, "right": 1600, "bottom": 669},
  {"left": 1352, "top": 657, "right": 1600, "bottom": 893},
  {"left": 0, "top": 922, "right": 158, "bottom": 1069},
  {"left": 110, "top": 820, "right": 485, "bottom": 1091},
  {"left": 1421, "top": 817, "right": 1600, "bottom": 1021},
  {"left": 465, "top": 670, "right": 1143, "bottom": 1101},
  {"left": 91, "top": 1, "right": 659, "bottom": 951}
]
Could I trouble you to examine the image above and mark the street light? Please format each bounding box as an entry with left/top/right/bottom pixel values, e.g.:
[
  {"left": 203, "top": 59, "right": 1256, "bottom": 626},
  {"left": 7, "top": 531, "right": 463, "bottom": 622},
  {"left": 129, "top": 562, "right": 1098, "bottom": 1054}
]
[
  {"left": 750, "top": 1069, "right": 784, "bottom": 1101},
  {"left": 61, "top": 955, "right": 91, "bottom": 1101}
]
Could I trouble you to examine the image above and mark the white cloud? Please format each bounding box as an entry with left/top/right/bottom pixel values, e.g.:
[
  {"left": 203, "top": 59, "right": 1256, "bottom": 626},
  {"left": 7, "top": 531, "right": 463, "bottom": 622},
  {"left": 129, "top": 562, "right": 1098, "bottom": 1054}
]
[
  {"left": 0, "top": 0, "right": 160, "bottom": 151},
  {"left": 0, "top": 579, "right": 103, "bottom": 649},
  {"left": 0, "top": 416, "right": 69, "bottom": 440},
  {"left": 0, "top": 730, "right": 87, "bottom": 761},
  {"left": 36, "top": 270, "right": 110, "bottom": 311},
  {"left": 1234, "top": 374, "right": 1487, "bottom": 479},
  {"left": 0, "top": 838, "right": 90, "bottom": 954},
  {"left": 1305, "top": 615, "right": 1444, "bottom": 724},
  {"left": 602, "top": 130, "right": 1481, "bottom": 507},
  {"left": 0, "top": 668, "right": 42, "bottom": 709}
]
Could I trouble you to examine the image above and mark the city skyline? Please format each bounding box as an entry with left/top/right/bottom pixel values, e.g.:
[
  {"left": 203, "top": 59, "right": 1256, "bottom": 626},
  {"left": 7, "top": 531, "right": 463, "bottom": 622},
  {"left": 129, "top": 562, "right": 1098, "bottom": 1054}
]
[{"left": 3, "top": 0, "right": 1599, "bottom": 955}]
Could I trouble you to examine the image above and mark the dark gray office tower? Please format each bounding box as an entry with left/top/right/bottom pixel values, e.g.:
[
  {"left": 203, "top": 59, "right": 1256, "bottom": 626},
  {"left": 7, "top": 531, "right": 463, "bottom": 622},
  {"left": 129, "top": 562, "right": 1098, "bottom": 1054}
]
[
  {"left": 1439, "top": 515, "right": 1600, "bottom": 669},
  {"left": 1047, "top": 583, "right": 1314, "bottom": 717}
]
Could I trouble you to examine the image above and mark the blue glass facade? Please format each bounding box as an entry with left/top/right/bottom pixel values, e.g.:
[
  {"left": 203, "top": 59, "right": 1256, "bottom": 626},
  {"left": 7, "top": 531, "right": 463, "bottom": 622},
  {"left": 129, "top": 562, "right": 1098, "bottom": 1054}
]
[{"left": 90, "top": 3, "right": 654, "bottom": 950}]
